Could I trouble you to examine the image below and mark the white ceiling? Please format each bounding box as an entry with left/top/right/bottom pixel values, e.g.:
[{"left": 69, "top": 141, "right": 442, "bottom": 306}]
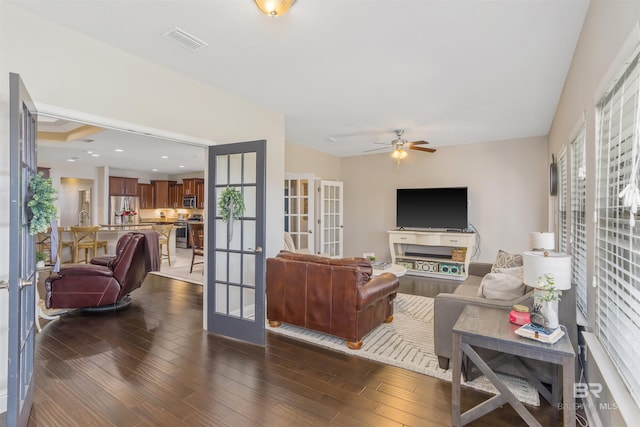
[{"left": 13, "top": 0, "right": 590, "bottom": 160}]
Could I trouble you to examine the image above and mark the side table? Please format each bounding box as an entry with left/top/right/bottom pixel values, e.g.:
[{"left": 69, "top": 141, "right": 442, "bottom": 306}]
[{"left": 451, "top": 305, "right": 575, "bottom": 427}]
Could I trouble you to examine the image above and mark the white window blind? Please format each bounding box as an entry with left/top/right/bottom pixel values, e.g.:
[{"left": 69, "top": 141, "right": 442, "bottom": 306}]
[
  {"left": 571, "top": 126, "right": 588, "bottom": 317},
  {"left": 596, "top": 49, "right": 640, "bottom": 406},
  {"left": 558, "top": 152, "right": 568, "bottom": 253}
]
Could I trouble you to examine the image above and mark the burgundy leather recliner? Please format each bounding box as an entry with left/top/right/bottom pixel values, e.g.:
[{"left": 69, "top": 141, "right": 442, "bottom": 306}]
[
  {"left": 267, "top": 250, "right": 400, "bottom": 349},
  {"left": 45, "top": 233, "right": 148, "bottom": 309}
]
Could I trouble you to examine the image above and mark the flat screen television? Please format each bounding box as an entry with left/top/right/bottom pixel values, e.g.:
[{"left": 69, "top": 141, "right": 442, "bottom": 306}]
[{"left": 396, "top": 187, "right": 468, "bottom": 230}]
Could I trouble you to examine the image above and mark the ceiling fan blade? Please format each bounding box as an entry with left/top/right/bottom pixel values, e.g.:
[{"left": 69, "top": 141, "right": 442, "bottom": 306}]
[
  {"left": 364, "top": 146, "right": 390, "bottom": 153},
  {"left": 408, "top": 140, "right": 436, "bottom": 153}
]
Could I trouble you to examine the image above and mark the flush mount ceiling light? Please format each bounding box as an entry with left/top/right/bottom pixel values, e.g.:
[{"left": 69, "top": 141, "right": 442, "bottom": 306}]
[{"left": 255, "top": 0, "right": 296, "bottom": 17}]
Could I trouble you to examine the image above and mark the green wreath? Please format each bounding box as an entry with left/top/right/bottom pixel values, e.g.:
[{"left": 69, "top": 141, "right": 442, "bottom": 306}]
[
  {"left": 28, "top": 172, "right": 58, "bottom": 235},
  {"left": 218, "top": 187, "right": 246, "bottom": 222}
]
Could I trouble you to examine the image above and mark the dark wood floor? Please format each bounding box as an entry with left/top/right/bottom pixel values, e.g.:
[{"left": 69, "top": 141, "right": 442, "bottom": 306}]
[{"left": 4, "top": 274, "right": 566, "bottom": 426}]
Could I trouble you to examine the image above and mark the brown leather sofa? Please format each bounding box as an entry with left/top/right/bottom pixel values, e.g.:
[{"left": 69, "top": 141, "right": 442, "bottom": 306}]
[
  {"left": 45, "top": 233, "right": 151, "bottom": 309},
  {"left": 266, "top": 251, "right": 400, "bottom": 349}
]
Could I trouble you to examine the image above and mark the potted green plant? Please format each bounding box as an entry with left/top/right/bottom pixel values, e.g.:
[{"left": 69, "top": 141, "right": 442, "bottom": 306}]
[
  {"left": 532, "top": 273, "right": 562, "bottom": 329},
  {"left": 36, "top": 251, "right": 49, "bottom": 267},
  {"left": 218, "top": 186, "right": 246, "bottom": 242},
  {"left": 28, "top": 172, "right": 58, "bottom": 235}
]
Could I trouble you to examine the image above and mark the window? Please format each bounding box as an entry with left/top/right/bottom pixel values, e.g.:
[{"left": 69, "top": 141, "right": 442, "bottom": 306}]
[
  {"left": 571, "top": 126, "right": 587, "bottom": 317},
  {"left": 558, "top": 152, "right": 568, "bottom": 253},
  {"left": 596, "top": 49, "right": 640, "bottom": 406}
]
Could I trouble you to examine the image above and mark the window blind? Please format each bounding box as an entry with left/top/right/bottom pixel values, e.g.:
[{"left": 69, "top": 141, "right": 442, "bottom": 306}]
[
  {"left": 571, "top": 126, "right": 588, "bottom": 317},
  {"left": 596, "top": 50, "right": 640, "bottom": 406},
  {"left": 559, "top": 152, "right": 568, "bottom": 253}
]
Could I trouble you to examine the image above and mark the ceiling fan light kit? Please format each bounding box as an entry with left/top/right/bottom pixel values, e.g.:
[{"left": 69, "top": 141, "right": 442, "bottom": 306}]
[{"left": 255, "top": 0, "right": 296, "bottom": 17}]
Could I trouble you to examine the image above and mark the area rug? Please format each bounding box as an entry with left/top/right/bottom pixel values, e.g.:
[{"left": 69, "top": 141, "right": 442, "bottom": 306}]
[
  {"left": 149, "top": 248, "right": 204, "bottom": 285},
  {"left": 266, "top": 293, "right": 540, "bottom": 406}
]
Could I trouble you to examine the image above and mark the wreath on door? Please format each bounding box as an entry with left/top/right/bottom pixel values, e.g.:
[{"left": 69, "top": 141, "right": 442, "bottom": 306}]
[{"left": 218, "top": 187, "right": 246, "bottom": 241}]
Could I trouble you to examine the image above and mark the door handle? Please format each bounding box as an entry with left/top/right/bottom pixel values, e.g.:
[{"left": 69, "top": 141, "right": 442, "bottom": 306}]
[
  {"left": 249, "top": 247, "right": 263, "bottom": 254},
  {"left": 20, "top": 279, "right": 34, "bottom": 289},
  {"left": 0, "top": 280, "right": 8, "bottom": 290}
]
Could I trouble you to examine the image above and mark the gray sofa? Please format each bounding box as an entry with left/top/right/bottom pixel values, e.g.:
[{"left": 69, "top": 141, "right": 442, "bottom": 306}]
[
  {"left": 434, "top": 262, "right": 533, "bottom": 370},
  {"left": 434, "top": 261, "right": 577, "bottom": 402}
]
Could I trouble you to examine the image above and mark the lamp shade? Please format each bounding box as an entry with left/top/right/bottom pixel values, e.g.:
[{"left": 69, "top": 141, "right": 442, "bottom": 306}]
[
  {"left": 530, "top": 232, "right": 555, "bottom": 251},
  {"left": 522, "top": 251, "right": 571, "bottom": 290},
  {"left": 255, "top": 0, "right": 296, "bottom": 17}
]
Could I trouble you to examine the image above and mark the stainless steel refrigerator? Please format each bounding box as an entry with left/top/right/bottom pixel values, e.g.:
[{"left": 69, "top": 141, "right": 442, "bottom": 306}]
[{"left": 109, "top": 196, "right": 140, "bottom": 225}]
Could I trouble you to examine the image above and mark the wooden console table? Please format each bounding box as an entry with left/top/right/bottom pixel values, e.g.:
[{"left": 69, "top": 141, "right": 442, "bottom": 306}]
[{"left": 451, "top": 305, "right": 575, "bottom": 427}]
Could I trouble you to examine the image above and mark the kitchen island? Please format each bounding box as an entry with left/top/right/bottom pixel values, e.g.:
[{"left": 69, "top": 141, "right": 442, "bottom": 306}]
[{"left": 59, "top": 224, "right": 180, "bottom": 262}]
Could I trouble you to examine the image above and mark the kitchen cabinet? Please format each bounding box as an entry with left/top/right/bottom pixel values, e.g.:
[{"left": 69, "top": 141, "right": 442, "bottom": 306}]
[
  {"left": 153, "top": 180, "right": 176, "bottom": 209},
  {"left": 169, "top": 183, "right": 184, "bottom": 208},
  {"left": 195, "top": 179, "right": 205, "bottom": 208},
  {"left": 109, "top": 176, "right": 139, "bottom": 196},
  {"left": 138, "top": 183, "right": 154, "bottom": 209},
  {"left": 183, "top": 178, "right": 205, "bottom": 208}
]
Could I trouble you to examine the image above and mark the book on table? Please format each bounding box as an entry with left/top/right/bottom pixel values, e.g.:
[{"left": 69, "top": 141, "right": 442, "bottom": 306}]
[
  {"left": 371, "top": 261, "right": 390, "bottom": 269},
  {"left": 515, "top": 323, "right": 565, "bottom": 344}
]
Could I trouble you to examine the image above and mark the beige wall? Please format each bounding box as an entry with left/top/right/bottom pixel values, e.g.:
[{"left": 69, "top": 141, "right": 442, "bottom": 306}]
[
  {"left": 0, "top": 1, "right": 285, "bottom": 412},
  {"left": 284, "top": 142, "right": 341, "bottom": 180},
  {"left": 340, "top": 136, "right": 548, "bottom": 263},
  {"left": 548, "top": 1, "right": 640, "bottom": 425}
]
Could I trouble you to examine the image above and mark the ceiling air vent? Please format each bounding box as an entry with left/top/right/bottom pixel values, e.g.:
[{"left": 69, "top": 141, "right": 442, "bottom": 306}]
[{"left": 162, "top": 27, "right": 208, "bottom": 52}]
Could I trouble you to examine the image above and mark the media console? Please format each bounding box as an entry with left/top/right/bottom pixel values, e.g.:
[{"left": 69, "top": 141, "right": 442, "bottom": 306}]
[{"left": 388, "top": 230, "right": 476, "bottom": 280}]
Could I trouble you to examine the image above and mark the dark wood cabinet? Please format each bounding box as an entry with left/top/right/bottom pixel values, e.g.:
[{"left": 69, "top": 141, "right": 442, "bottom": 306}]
[
  {"left": 138, "top": 183, "right": 154, "bottom": 209},
  {"left": 110, "top": 176, "right": 139, "bottom": 196},
  {"left": 169, "top": 183, "right": 184, "bottom": 208},
  {"left": 195, "top": 179, "right": 205, "bottom": 209},
  {"left": 183, "top": 178, "right": 196, "bottom": 196},
  {"left": 152, "top": 180, "right": 176, "bottom": 209}
]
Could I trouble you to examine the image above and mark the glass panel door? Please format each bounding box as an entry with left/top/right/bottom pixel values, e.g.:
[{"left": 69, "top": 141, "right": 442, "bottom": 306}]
[
  {"left": 207, "top": 141, "right": 265, "bottom": 346},
  {"left": 284, "top": 173, "right": 314, "bottom": 252},
  {"left": 318, "top": 180, "right": 343, "bottom": 257}
]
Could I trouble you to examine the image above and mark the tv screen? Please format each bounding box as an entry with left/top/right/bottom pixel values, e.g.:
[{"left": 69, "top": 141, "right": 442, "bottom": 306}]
[{"left": 396, "top": 187, "right": 468, "bottom": 230}]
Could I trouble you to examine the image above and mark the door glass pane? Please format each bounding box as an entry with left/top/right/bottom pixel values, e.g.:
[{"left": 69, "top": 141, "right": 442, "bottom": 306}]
[
  {"left": 244, "top": 186, "right": 256, "bottom": 217},
  {"left": 243, "top": 288, "right": 255, "bottom": 320},
  {"left": 290, "top": 180, "right": 298, "bottom": 196},
  {"left": 215, "top": 283, "right": 227, "bottom": 314},
  {"left": 229, "top": 252, "right": 241, "bottom": 283},
  {"left": 216, "top": 155, "right": 228, "bottom": 185},
  {"left": 229, "top": 154, "right": 242, "bottom": 184},
  {"left": 229, "top": 285, "right": 241, "bottom": 317},
  {"left": 243, "top": 254, "right": 256, "bottom": 286},
  {"left": 215, "top": 251, "right": 227, "bottom": 281},
  {"left": 229, "top": 220, "right": 242, "bottom": 251},
  {"left": 244, "top": 152, "right": 256, "bottom": 184},
  {"left": 243, "top": 219, "right": 256, "bottom": 250},
  {"left": 301, "top": 179, "right": 309, "bottom": 196},
  {"left": 300, "top": 234, "right": 308, "bottom": 249},
  {"left": 291, "top": 198, "right": 299, "bottom": 215}
]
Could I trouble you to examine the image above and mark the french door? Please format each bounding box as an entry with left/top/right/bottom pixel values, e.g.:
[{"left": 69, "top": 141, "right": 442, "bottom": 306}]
[
  {"left": 317, "top": 180, "right": 344, "bottom": 257},
  {"left": 207, "top": 140, "right": 266, "bottom": 345},
  {"left": 7, "top": 73, "right": 37, "bottom": 426},
  {"left": 284, "top": 173, "right": 315, "bottom": 253}
]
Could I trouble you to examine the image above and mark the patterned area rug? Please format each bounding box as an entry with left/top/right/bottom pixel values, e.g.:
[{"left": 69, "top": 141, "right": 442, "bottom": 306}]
[{"left": 267, "top": 293, "right": 540, "bottom": 406}]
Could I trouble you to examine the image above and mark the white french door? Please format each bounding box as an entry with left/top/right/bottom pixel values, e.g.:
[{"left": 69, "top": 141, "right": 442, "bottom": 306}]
[
  {"left": 317, "top": 180, "right": 343, "bottom": 257},
  {"left": 284, "top": 173, "right": 315, "bottom": 253}
]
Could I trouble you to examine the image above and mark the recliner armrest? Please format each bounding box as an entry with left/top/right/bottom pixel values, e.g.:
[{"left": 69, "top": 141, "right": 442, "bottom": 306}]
[
  {"left": 357, "top": 273, "right": 400, "bottom": 310},
  {"left": 52, "top": 264, "right": 114, "bottom": 278}
]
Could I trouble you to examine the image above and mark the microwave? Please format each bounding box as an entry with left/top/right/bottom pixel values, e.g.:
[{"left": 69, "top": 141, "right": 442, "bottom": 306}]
[{"left": 182, "top": 195, "right": 197, "bottom": 208}]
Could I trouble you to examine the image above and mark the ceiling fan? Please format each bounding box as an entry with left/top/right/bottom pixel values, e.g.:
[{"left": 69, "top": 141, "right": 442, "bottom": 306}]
[{"left": 365, "top": 129, "right": 436, "bottom": 169}]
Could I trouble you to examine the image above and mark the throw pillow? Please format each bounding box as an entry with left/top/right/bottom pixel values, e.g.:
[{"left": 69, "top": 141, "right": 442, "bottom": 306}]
[
  {"left": 477, "top": 272, "right": 526, "bottom": 300},
  {"left": 495, "top": 265, "right": 524, "bottom": 280},
  {"left": 491, "top": 249, "right": 523, "bottom": 272}
]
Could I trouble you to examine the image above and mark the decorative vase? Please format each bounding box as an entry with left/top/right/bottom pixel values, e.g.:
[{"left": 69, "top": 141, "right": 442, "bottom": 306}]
[
  {"left": 541, "top": 300, "right": 559, "bottom": 329},
  {"left": 127, "top": 215, "right": 134, "bottom": 224}
]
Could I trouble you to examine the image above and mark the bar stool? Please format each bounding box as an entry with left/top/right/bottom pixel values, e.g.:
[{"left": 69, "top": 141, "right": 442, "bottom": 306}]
[
  {"left": 70, "top": 226, "right": 108, "bottom": 263},
  {"left": 36, "top": 229, "right": 52, "bottom": 263},
  {"left": 152, "top": 224, "right": 173, "bottom": 265}
]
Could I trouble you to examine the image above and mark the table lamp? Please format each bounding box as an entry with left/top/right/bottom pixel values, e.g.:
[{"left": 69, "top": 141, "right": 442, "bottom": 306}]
[
  {"left": 522, "top": 250, "right": 571, "bottom": 329},
  {"left": 530, "top": 232, "right": 555, "bottom": 251}
]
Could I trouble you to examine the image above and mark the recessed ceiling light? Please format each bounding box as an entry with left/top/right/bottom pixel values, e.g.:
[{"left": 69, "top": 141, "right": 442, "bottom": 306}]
[
  {"left": 152, "top": 168, "right": 158, "bottom": 172},
  {"left": 87, "top": 151, "right": 93, "bottom": 154},
  {"left": 179, "top": 165, "right": 185, "bottom": 168},
  {"left": 91, "top": 154, "right": 100, "bottom": 157},
  {"left": 161, "top": 155, "right": 169, "bottom": 159},
  {"left": 114, "top": 149, "right": 124, "bottom": 152},
  {"left": 67, "top": 157, "right": 79, "bottom": 162}
]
